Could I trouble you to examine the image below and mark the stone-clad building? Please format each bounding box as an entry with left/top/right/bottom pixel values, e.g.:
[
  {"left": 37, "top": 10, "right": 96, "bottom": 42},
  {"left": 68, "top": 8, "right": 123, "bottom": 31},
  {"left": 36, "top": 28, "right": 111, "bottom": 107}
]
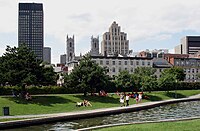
[{"left": 101, "top": 21, "right": 129, "bottom": 56}]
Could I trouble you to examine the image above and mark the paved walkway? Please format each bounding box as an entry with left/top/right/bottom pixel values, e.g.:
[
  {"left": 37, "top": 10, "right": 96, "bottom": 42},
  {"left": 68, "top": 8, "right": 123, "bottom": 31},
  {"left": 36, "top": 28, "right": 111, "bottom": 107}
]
[{"left": 0, "top": 93, "right": 200, "bottom": 120}]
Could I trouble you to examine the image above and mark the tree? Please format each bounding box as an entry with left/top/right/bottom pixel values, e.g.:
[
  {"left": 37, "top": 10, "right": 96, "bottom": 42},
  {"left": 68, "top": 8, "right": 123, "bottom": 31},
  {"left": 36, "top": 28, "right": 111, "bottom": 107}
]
[
  {"left": 133, "top": 67, "right": 157, "bottom": 92},
  {"left": 64, "top": 54, "right": 111, "bottom": 96},
  {"left": 115, "top": 70, "right": 133, "bottom": 91},
  {"left": 158, "top": 67, "right": 185, "bottom": 92},
  {"left": 0, "top": 45, "right": 57, "bottom": 91},
  {"left": 158, "top": 73, "right": 176, "bottom": 92},
  {"left": 162, "top": 67, "right": 185, "bottom": 81}
]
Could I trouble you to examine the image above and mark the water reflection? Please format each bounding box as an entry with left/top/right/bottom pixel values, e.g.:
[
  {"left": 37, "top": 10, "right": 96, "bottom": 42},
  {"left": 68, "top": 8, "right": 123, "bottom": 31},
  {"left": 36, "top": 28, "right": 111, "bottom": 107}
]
[{"left": 7, "top": 101, "right": 200, "bottom": 131}]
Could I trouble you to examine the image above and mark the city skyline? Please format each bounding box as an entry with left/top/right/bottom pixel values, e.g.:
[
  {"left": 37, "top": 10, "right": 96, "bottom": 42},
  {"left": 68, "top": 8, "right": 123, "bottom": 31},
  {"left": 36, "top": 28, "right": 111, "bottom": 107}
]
[{"left": 1, "top": 0, "right": 200, "bottom": 64}]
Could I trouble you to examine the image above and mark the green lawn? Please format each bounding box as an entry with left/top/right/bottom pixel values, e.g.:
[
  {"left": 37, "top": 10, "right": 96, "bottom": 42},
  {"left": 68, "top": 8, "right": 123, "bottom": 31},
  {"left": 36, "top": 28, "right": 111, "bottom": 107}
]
[
  {"left": 96, "top": 119, "right": 200, "bottom": 131},
  {"left": 0, "top": 90, "right": 200, "bottom": 116}
]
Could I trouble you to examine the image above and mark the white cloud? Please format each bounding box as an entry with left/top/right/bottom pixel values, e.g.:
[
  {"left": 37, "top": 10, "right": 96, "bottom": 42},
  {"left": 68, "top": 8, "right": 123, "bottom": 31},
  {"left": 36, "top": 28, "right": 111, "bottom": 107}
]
[{"left": 1, "top": 0, "right": 200, "bottom": 63}]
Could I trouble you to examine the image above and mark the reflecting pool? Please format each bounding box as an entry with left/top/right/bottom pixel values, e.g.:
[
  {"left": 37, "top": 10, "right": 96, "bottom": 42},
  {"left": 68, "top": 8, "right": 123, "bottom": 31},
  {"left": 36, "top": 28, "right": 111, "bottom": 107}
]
[{"left": 7, "top": 101, "right": 200, "bottom": 131}]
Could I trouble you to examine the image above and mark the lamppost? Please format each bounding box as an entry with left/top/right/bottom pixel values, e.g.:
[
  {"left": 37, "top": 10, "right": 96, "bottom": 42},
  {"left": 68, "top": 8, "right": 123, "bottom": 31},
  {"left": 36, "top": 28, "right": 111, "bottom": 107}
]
[{"left": 175, "top": 79, "right": 178, "bottom": 99}]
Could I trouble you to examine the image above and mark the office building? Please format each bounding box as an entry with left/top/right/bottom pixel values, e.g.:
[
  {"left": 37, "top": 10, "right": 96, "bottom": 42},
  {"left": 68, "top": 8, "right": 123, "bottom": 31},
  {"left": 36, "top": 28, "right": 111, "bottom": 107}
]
[
  {"left": 101, "top": 21, "right": 129, "bottom": 56},
  {"left": 175, "top": 36, "right": 200, "bottom": 55},
  {"left": 60, "top": 54, "right": 67, "bottom": 65},
  {"left": 18, "top": 3, "right": 44, "bottom": 60},
  {"left": 43, "top": 47, "right": 51, "bottom": 64}
]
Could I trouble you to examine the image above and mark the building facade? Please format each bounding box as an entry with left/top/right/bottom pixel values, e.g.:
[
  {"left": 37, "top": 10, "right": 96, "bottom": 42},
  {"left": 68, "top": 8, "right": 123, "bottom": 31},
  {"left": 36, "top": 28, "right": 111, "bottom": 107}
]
[
  {"left": 101, "top": 21, "right": 129, "bottom": 56},
  {"left": 89, "top": 36, "right": 100, "bottom": 56},
  {"left": 18, "top": 3, "right": 44, "bottom": 60},
  {"left": 92, "top": 56, "right": 153, "bottom": 77},
  {"left": 164, "top": 54, "right": 200, "bottom": 82},
  {"left": 175, "top": 36, "right": 200, "bottom": 55},
  {"left": 43, "top": 47, "right": 51, "bottom": 64},
  {"left": 139, "top": 49, "right": 169, "bottom": 58},
  {"left": 60, "top": 54, "right": 67, "bottom": 65},
  {"left": 66, "top": 35, "right": 75, "bottom": 63}
]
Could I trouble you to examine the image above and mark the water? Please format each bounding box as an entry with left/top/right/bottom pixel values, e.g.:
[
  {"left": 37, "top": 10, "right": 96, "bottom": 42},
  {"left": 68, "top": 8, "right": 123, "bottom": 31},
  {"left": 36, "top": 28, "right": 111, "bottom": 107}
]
[{"left": 7, "top": 101, "right": 200, "bottom": 131}]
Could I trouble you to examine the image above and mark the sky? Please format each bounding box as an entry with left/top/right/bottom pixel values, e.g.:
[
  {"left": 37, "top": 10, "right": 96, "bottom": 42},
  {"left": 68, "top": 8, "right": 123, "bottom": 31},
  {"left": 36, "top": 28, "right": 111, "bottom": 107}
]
[{"left": 1, "top": 0, "right": 200, "bottom": 64}]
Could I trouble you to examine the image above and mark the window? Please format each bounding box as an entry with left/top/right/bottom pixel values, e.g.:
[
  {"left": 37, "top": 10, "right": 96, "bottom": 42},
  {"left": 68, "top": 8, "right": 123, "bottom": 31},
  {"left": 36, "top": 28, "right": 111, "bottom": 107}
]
[
  {"left": 119, "top": 67, "right": 121, "bottom": 72},
  {"left": 136, "top": 61, "right": 139, "bottom": 65},
  {"left": 106, "top": 61, "right": 109, "bottom": 65},
  {"left": 119, "top": 61, "right": 121, "bottom": 65},
  {"left": 100, "top": 60, "right": 103, "bottom": 65},
  {"left": 142, "top": 61, "right": 145, "bottom": 66},
  {"left": 112, "top": 61, "right": 115, "bottom": 65},
  {"left": 148, "top": 62, "right": 150, "bottom": 66},
  {"left": 124, "top": 61, "right": 127, "bottom": 65},
  {"left": 130, "top": 61, "right": 133, "bottom": 65},
  {"left": 113, "top": 67, "right": 115, "bottom": 72},
  {"left": 131, "top": 68, "right": 133, "bottom": 72}
]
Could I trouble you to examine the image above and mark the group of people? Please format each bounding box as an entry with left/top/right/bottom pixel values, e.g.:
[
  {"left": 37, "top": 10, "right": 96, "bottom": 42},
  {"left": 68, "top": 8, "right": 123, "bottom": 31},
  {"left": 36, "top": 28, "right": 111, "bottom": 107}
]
[
  {"left": 12, "top": 89, "right": 32, "bottom": 100},
  {"left": 118, "top": 92, "right": 143, "bottom": 107},
  {"left": 76, "top": 99, "right": 92, "bottom": 107}
]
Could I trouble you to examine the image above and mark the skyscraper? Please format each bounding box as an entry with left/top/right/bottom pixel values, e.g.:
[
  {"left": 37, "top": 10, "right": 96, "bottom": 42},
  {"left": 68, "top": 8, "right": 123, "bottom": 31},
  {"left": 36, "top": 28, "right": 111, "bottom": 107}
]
[
  {"left": 43, "top": 47, "right": 51, "bottom": 64},
  {"left": 18, "top": 3, "right": 44, "bottom": 60},
  {"left": 101, "top": 21, "right": 129, "bottom": 56}
]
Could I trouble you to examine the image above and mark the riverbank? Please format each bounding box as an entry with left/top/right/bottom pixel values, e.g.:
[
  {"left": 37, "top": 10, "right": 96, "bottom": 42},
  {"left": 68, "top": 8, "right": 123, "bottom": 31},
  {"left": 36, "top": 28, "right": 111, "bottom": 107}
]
[{"left": 0, "top": 95, "right": 200, "bottom": 130}]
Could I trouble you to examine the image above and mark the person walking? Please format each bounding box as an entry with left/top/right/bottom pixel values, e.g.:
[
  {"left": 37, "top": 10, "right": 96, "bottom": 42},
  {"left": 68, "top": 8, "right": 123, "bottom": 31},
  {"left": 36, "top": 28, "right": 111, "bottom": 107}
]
[
  {"left": 138, "top": 92, "right": 143, "bottom": 103},
  {"left": 119, "top": 93, "right": 125, "bottom": 107},
  {"left": 126, "top": 93, "right": 130, "bottom": 106}
]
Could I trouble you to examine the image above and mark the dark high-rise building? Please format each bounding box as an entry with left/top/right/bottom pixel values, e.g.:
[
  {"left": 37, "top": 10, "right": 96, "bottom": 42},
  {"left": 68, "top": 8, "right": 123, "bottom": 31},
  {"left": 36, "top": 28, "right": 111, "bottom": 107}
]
[
  {"left": 175, "top": 36, "right": 200, "bottom": 55},
  {"left": 18, "top": 3, "right": 44, "bottom": 60},
  {"left": 43, "top": 47, "right": 51, "bottom": 64}
]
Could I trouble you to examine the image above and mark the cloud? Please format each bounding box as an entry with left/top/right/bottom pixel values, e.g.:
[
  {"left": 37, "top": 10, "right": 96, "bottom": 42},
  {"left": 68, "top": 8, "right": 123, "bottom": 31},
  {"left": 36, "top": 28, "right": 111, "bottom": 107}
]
[{"left": 1, "top": 0, "right": 200, "bottom": 64}]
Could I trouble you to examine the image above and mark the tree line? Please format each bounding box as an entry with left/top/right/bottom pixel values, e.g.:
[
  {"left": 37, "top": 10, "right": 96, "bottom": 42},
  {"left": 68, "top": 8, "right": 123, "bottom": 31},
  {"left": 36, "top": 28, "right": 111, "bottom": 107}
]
[
  {"left": 0, "top": 45, "right": 189, "bottom": 96},
  {"left": 64, "top": 54, "right": 186, "bottom": 95}
]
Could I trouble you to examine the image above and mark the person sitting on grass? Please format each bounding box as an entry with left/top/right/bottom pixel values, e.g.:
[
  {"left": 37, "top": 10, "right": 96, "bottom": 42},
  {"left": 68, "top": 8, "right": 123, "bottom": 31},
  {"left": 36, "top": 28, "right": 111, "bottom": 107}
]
[
  {"left": 25, "top": 92, "right": 32, "bottom": 100},
  {"left": 83, "top": 99, "right": 92, "bottom": 107}
]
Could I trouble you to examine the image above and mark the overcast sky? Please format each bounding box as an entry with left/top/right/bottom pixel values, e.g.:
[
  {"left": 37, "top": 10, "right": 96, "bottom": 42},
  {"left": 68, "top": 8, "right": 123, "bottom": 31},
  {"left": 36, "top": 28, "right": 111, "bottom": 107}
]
[{"left": 1, "top": 0, "right": 200, "bottom": 64}]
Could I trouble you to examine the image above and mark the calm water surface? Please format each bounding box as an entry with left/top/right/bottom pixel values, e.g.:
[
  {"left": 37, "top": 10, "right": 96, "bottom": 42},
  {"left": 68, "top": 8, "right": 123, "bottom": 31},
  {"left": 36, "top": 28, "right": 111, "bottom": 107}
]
[{"left": 7, "top": 101, "right": 200, "bottom": 131}]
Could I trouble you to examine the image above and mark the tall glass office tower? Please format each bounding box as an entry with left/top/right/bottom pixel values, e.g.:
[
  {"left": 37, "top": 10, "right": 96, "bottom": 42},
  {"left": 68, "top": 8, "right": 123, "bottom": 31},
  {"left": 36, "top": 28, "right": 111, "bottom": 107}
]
[{"left": 18, "top": 3, "right": 44, "bottom": 60}]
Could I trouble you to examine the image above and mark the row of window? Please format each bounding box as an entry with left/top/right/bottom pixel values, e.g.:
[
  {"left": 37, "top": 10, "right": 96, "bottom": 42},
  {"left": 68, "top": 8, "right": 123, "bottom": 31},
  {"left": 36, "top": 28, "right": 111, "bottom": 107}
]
[
  {"left": 186, "top": 75, "right": 198, "bottom": 80},
  {"left": 176, "top": 61, "right": 200, "bottom": 67},
  {"left": 105, "top": 34, "right": 127, "bottom": 40},
  {"left": 95, "top": 60, "right": 151, "bottom": 66},
  {"left": 184, "top": 69, "right": 199, "bottom": 73},
  {"left": 107, "top": 67, "right": 134, "bottom": 73}
]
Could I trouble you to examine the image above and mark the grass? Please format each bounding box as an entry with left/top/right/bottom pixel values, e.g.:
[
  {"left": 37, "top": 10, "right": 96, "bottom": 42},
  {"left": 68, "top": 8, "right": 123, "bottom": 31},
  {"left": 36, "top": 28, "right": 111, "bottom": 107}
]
[
  {"left": 0, "top": 90, "right": 200, "bottom": 117},
  {"left": 96, "top": 119, "right": 200, "bottom": 131}
]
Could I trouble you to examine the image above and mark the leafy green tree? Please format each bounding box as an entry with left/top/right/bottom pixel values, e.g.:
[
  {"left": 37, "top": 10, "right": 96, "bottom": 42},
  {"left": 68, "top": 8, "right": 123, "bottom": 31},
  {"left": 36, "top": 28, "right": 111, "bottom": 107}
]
[
  {"left": 158, "top": 67, "right": 185, "bottom": 92},
  {"left": 162, "top": 67, "right": 185, "bottom": 81},
  {"left": 158, "top": 73, "right": 176, "bottom": 92},
  {"left": 115, "top": 70, "right": 133, "bottom": 91},
  {"left": 64, "top": 54, "right": 111, "bottom": 96},
  {"left": 0, "top": 45, "right": 57, "bottom": 91},
  {"left": 133, "top": 67, "right": 157, "bottom": 92},
  {"left": 141, "top": 76, "right": 158, "bottom": 92}
]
